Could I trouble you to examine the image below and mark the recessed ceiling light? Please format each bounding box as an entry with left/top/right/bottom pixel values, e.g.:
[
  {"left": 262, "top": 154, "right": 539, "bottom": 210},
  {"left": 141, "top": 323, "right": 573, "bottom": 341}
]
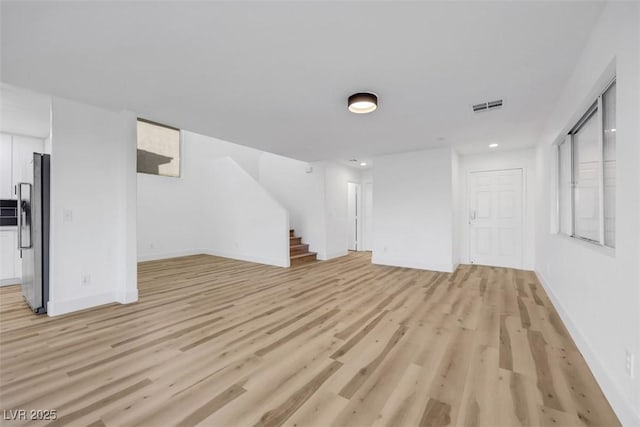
[
  {"left": 611, "top": 128, "right": 617, "bottom": 132},
  {"left": 489, "top": 143, "right": 499, "bottom": 148},
  {"left": 348, "top": 92, "right": 377, "bottom": 114},
  {"left": 360, "top": 162, "right": 367, "bottom": 166}
]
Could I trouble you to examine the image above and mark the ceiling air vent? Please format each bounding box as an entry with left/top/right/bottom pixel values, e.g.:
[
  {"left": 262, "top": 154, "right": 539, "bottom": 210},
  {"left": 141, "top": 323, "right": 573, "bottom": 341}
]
[
  {"left": 473, "top": 99, "right": 503, "bottom": 113},
  {"left": 472, "top": 103, "right": 487, "bottom": 112},
  {"left": 487, "top": 99, "right": 503, "bottom": 109}
]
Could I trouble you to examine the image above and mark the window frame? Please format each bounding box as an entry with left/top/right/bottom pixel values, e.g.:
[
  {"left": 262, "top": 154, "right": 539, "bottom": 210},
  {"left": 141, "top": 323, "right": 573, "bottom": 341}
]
[
  {"left": 555, "top": 77, "right": 616, "bottom": 248},
  {"left": 136, "top": 117, "right": 182, "bottom": 178}
]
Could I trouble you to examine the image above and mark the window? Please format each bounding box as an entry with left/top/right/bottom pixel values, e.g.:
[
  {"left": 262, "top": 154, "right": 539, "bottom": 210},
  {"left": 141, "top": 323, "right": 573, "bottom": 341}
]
[
  {"left": 602, "top": 82, "right": 616, "bottom": 247},
  {"left": 558, "top": 136, "right": 572, "bottom": 235},
  {"left": 556, "top": 78, "right": 616, "bottom": 248},
  {"left": 137, "top": 118, "right": 180, "bottom": 177},
  {"left": 572, "top": 104, "right": 600, "bottom": 242}
]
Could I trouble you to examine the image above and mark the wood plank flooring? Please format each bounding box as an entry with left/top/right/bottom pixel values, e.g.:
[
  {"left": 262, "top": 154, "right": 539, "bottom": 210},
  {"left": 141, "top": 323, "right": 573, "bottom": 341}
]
[{"left": 0, "top": 253, "right": 619, "bottom": 426}]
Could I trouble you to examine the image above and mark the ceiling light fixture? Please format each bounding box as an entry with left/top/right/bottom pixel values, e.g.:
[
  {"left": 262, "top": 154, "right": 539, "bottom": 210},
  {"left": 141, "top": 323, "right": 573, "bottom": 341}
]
[
  {"left": 348, "top": 92, "right": 377, "bottom": 114},
  {"left": 360, "top": 162, "right": 367, "bottom": 166},
  {"left": 489, "top": 143, "right": 499, "bottom": 148}
]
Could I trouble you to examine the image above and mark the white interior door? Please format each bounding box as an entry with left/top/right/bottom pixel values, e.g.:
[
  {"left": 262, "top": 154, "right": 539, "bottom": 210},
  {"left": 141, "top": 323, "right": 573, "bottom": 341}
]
[
  {"left": 347, "top": 182, "right": 359, "bottom": 251},
  {"left": 469, "top": 169, "right": 523, "bottom": 269},
  {"left": 362, "top": 182, "right": 373, "bottom": 251}
]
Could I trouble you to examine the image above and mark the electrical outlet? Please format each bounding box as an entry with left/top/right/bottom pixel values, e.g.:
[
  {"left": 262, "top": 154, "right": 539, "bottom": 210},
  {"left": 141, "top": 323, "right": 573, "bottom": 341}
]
[
  {"left": 81, "top": 274, "right": 91, "bottom": 286},
  {"left": 625, "top": 350, "right": 635, "bottom": 378}
]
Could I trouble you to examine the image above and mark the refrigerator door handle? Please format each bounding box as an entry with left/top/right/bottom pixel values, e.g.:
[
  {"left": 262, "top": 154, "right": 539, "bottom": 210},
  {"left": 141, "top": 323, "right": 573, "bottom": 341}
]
[
  {"left": 17, "top": 182, "right": 32, "bottom": 249},
  {"left": 17, "top": 184, "right": 21, "bottom": 249}
]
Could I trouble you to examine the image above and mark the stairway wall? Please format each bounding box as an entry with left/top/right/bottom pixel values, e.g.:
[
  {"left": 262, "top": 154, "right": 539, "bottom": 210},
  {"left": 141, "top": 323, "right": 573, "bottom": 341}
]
[
  {"left": 138, "top": 130, "right": 358, "bottom": 265},
  {"left": 137, "top": 132, "right": 289, "bottom": 267},
  {"left": 257, "top": 153, "right": 327, "bottom": 258},
  {"left": 204, "top": 157, "right": 289, "bottom": 267}
]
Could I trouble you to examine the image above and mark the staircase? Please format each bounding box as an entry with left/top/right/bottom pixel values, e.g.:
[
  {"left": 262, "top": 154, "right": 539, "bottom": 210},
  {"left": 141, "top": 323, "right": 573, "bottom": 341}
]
[{"left": 289, "top": 229, "right": 317, "bottom": 266}]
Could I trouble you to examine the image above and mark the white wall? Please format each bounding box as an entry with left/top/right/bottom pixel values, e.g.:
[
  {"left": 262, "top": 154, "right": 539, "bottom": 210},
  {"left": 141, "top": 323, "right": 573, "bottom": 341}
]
[
  {"left": 138, "top": 131, "right": 361, "bottom": 264},
  {"left": 451, "top": 150, "right": 460, "bottom": 267},
  {"left": 48, "top": 97, "right": 137, "bottom": 316},
  {"left": 323, "top": 162, "right": 361, "bottom": 260},
  {"left": 257, "top": 154, "right": 327, "bottom": 258},
  {"left": 534, "top": 3, "right": 639, "bottom": 425},
  {"left": 43, "top": 136, "right": 51, "bottom": 155},
  {"left": 204, "top": 157, "right": 289, "bottom": 267},
  {"left": 137, "top": 131, "right": 289, "bottom": 267},
  {"left": 372, "top": 147, "right": 455, "bottom": 272},
  {"left": 187, "top": 131, "right": 262, "bottom": 180},
  {"left": 458, "top": 148, "right": 536, "bottom": 270},
  {"left": 136, "top": 131, "right": 245, "bottom": 260}
]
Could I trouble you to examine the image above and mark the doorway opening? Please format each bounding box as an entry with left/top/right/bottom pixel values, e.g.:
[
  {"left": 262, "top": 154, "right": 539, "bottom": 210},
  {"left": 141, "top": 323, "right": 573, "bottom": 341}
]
[{"left": 347, "top": 182, "right": 360, "bottom": 251}]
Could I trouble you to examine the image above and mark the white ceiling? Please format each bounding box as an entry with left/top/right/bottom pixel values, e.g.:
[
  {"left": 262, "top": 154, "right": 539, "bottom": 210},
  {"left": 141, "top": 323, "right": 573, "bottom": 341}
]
[{"left": 0, "top": 1, "right": 604, "bottom": 161}]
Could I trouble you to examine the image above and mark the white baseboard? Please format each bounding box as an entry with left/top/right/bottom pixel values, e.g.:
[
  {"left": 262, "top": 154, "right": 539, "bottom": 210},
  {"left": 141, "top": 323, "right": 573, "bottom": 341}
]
[
  {"left": 205, "top": 249, "right": 289, "bottom": 268},
  {"left": 371, "top": 255, "right": 455, "bottom": 273},
  {"left": 137, "top": 248, "right": 208, "bottom": 262},
  {"left": 0, "top": 278, "right": 20, "bottom": 287},
  {"left": 48, "top": 288, "right": 140, "bottom": 316},
  {"left": 115, "top": 289, "right": 138, "bottom": 304},
  {"left": 47, "top": 291, "right": 117, "bottom": 317},
  {"left": 139, "top": 247, "right": 289, "bottom": 268},
  {"left": 321, "top": 250, "right": 348, "bottom": 261},
  {"left": 535, "top": 270, "right": 640, "bottom": 427}
]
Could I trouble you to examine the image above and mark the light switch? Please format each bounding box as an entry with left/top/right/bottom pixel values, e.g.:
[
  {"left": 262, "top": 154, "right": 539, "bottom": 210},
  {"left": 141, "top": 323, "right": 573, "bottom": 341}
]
[{"left": 63, "top": 209, "right": 73, "bottom": 222}]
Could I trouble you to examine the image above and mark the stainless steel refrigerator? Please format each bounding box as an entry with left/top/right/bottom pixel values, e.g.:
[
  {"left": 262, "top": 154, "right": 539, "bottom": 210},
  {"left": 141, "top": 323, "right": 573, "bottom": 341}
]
[{"left": 17, "top": 153, "right": 50, "bottom": 314}]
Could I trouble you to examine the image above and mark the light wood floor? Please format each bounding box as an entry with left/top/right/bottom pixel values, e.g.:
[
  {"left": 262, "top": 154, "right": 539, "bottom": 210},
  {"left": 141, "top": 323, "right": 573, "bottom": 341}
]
[{"left": 0, "top": 253, "right": 619, "bottom": 427}]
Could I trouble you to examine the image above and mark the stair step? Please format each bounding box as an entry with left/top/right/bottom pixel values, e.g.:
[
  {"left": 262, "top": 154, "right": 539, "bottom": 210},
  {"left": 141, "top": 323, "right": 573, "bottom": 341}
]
[
  {"left": 290, "top": 251, "right": 317, "bottom": 266},
  {"left": 289, "top": 236, "right": 302, "bottom": 245},
  {"left": 290, "top": 243, "right": 309, "bottom": 256}
]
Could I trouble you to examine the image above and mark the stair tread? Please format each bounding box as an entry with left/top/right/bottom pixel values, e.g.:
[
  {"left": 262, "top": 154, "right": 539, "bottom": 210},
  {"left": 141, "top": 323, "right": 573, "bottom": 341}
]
[
  {"left": 290, "top": 243, "right": 308, "bottom": 249},
  {"left": 290, "top": 252, "right": 317, "bottom": 259}
]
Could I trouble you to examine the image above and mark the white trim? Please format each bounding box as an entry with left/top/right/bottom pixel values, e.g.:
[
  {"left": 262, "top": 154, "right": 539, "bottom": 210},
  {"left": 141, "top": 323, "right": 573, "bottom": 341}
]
[
  {"left": 204, "top": 249, "right": 289, "bottom": 268},
  {"left": 535, "top": 270, "right": 640, "bottom": 427},
  {"left": 137, "top": 248, "right": 208, "bottom": 262},
  {"left": 0, "top": 278, "right": 20, "bottom": 287},
  {"left": 47, "top": 291, "right": 117, "bottom": 316},
  {"left": 115, "top": 289, "right": 138, "bottom": 304},
  {"left": 372, "top": 255, "right": 454, "bottom": 273},
  {"left": 554, "top": 232, "right": 616, "bottom": 258},
  {"left": 318, "top": 250, "right": 348, "bottom": 261},
  {"left": 139, "top": 248, "right": 289, "bottom": 268}
]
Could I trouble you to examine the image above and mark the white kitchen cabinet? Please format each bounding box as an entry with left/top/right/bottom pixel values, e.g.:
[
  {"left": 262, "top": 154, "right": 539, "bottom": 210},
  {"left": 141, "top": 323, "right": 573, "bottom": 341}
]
[
  {"left": 0, "top": 133, "right": 44, "bottom": 200},
  {"left": 0, "top": 228, "right": 20, "bottom": 285},
  {"left": 0, "top": 134, "right": 12, "bottom": 199},
  {"left": 11, "top": 135, "right": 44, "bottom": 189}
]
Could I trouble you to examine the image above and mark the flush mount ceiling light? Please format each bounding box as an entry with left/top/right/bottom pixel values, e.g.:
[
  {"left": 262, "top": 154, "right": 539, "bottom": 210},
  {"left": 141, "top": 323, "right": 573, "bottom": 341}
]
[
  {"left": 489, "top": 143, "right": 499, "bottom": 148},
  {"left": 360, "top": 162, "right": 367, "bottom": 166},
  {"left": 348, "top": 92, "right": 377, "bottom": 114}
]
